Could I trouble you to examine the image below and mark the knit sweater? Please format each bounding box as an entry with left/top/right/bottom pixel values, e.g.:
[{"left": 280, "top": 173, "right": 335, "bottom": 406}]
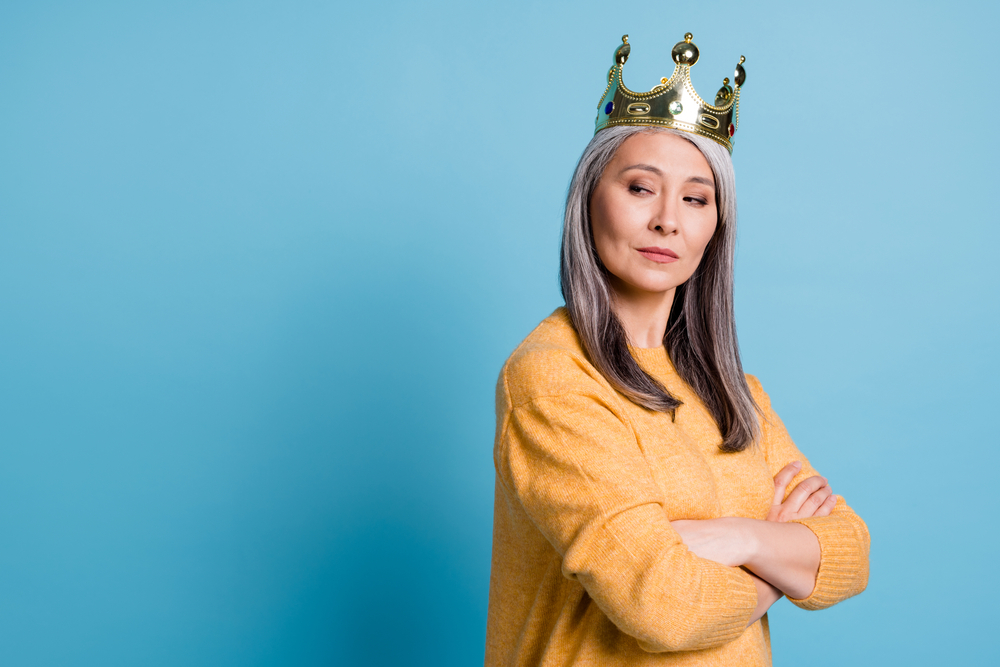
[{"left": 485, "top": 308, "right": 870, "bottom": 666}]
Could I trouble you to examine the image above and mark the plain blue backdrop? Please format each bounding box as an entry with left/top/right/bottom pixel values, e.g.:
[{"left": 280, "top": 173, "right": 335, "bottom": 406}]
[{"left": 1, "top": 1, "right": 997, "bottom": 665}]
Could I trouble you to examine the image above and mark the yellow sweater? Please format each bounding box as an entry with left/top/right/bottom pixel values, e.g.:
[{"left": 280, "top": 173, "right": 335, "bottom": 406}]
[{"left": 485, "top": 308, "right": 870, "bottom": 666}]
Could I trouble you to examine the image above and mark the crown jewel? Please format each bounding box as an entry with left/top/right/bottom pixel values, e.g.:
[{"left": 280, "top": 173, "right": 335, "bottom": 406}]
[{"left": 596, "top": 33, "right": 747, "bottom": 153}]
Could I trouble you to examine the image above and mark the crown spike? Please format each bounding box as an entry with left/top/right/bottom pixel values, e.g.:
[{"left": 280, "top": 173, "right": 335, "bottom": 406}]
[
  {"left": 614, "top": 35, "right": 631, "bottom": 65},
  {"left": 734, "top": 56, "right": 746, "bottom": 87},
  {"left": 715, "top": 76, "right": 734, "bottom": 105}
]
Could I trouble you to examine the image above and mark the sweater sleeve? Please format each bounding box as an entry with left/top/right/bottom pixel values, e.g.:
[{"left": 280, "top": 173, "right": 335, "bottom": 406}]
[
  {"left": 495, "top": 362, "right": 759, "bottom": 653},
  {"left": 748, "top": 375, "right": 871, "bottom": 610}
]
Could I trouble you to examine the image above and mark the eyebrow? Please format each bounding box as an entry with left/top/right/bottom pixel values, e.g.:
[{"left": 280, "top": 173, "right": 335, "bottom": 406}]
[{"left": 620, "top": 163, "right": 715, "bottom": 187}]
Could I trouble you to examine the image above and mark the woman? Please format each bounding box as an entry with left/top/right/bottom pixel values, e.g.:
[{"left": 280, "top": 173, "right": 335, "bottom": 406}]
[{"left": 485, "top": 34, "right": 869, "bottom": 666}]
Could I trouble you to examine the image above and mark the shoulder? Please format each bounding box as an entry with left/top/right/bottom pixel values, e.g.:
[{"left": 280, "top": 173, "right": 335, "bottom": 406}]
[
  {"left": 743, "top": 373, "right": 771, "bottom": 409},
  {"left": 497, "top": 307, "right": 615, "bottom": 410}
]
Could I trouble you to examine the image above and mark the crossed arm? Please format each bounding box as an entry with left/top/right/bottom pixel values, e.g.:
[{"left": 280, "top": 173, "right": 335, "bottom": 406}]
[
  {"left": 672, "top": 461, "right": 837, "bottom": 625},
  {"left": 499, "top": 359, "right": 869, "bottom": 650}
]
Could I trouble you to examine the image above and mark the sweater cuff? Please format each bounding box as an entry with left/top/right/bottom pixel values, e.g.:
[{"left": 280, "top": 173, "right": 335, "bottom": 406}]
[
  {"left": 701, "top": 565, "right": 760, "bottom": 642},
  {"left": 635, "top": 565, "right": 758, "bottom": 653},
  {"left": 717, "top": 566, "right": 760, "bottom": 633},
  {"left": 786, "top": 515, "right": 867, "bottom": 610}
]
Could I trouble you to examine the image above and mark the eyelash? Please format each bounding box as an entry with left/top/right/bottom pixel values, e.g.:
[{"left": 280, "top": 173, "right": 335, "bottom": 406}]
[{"left": 629, "top": 184, "right": 708, "bottom": 206}]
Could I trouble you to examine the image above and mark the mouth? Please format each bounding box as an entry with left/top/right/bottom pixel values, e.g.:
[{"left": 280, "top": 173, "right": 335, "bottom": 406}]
[{"left": 636, "top": 246, "right": 679, "bottom": 264}]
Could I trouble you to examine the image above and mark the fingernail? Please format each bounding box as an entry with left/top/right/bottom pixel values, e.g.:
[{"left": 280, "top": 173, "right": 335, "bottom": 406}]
[{"left": 792, "top": 461, "right": 801, "bottom": 468}]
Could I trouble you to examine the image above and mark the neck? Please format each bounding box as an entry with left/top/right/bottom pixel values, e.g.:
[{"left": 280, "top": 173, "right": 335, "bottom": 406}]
[{"left": 608, "top": 276, "right": 676, "bottom": 349}]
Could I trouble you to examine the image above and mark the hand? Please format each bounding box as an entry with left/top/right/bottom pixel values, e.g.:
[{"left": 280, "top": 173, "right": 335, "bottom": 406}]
[
  {"left": 670, "top": 518, "right": 752, "bottom": 568},
  {"left": 767, "top": 461, "right": 836, "bottom": 523}
]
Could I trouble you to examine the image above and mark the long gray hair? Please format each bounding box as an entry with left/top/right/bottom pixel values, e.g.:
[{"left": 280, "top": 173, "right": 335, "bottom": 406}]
[{"left": 559, "top": 126, "right": 759, "bottom": 452}]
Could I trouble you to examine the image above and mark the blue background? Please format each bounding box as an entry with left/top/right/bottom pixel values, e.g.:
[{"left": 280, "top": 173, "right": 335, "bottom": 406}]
[{"left": 1, "top": 1, "right": 996, "bottom": 665}]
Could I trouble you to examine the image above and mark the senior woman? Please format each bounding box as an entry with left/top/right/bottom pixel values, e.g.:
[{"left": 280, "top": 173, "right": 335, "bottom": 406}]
[{"left": 485, "top": 34, "right": 869, "bottom": 666}]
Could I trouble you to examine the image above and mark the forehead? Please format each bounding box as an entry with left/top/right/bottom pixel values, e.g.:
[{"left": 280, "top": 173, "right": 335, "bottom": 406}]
[{"left": 611, "top": 132, "right": 714, "bottom": 180}]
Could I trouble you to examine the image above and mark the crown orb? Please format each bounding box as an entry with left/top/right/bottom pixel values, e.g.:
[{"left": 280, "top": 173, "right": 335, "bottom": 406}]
[
  {"left": 714, "top": 83, "right": 733, "bottom": 106},
  {"left": 671, "top": 38, "right": 699, "bottom": 66},
  {"left": 734, "top": 57, "right": 746, "bottom": 86},
  {"left": 614, "top": 40, "right": 631, "bottom": 65}
]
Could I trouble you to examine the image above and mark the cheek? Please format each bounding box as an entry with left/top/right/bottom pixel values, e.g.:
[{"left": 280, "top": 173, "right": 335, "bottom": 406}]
[
  {"left": 590, "top": 198, "right": 628, "bottom": 266},
  {"left": 676, "top": 217, "right": 718, "bottom": 280},
  {"left": 592, "top": 220, "right": 621, "bottom": 258},
  {"left": 690, "top": 214, "right": 718, "bottom": 257},
  {"left": 593, "top": 220, "right": 637, "bottom": 279}
]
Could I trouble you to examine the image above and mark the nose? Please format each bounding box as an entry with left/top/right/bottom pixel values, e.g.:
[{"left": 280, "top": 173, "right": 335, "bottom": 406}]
[{"left": 649, "top": 194, "right": 679, "bottom": 235}]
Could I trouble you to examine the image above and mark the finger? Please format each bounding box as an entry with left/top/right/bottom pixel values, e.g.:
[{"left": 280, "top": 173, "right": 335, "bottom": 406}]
[
  {"left": 771, "top": 461, "right": 802, "bottom": 505},
  {"left": 767, "top": 462, "right": 803, "bottom": 522},
  {"left": 799, "top": 484, "right": 833, "bottom": 518},
  {"left": 779, "top": 475, "right": 827, "bottom": 518},
  {"left": 814, "top": 493, "right": 838, "bottom": 518}
]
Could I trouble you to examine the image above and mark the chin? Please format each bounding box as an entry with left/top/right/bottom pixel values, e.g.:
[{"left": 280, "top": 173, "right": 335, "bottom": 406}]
[
  {"left": 636, "top": 272, "right": 683, "bottom": 292},
  {"left": 617, "top": 275, "right": 679, "bottom": 297}
]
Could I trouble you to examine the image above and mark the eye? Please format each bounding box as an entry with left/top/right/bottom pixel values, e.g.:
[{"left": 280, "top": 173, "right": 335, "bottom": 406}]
[
  {"left": 628, "top": 183, "right": 652, "bottom": 195},
  {"left": 683, "top": 195, "right": 709, "bottom": 206}
]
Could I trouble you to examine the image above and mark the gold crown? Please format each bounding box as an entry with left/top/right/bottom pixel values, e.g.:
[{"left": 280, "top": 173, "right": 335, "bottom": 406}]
[{"left": 596, "top": 33, "right": 747, "bottom": 153}]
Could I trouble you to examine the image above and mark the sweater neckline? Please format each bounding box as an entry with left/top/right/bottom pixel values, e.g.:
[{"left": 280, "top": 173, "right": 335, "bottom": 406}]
[
  {"left": 628, "top": 344, "right": 676, "bottom": 378},
  {"left": 552, "top": 306, "right": 676, "bottom": 378}
]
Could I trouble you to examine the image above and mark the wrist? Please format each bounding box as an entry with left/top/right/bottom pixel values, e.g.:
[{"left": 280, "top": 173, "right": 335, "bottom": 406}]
[
  {"left": 727, "top": 517, "right": 762, "bottom": 567},
  {"left": 745, "top": 569, "right": 783, "bottom": 627}
]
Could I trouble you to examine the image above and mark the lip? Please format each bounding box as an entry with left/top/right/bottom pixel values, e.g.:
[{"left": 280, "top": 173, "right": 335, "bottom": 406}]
[{"left": 636, "top": 246, "right": 679, "bottom": 263}]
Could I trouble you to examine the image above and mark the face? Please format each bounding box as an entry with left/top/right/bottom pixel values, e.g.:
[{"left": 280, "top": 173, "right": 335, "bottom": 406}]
[{"left": 590, "top": 131, "right": 718, "bottom": 305}]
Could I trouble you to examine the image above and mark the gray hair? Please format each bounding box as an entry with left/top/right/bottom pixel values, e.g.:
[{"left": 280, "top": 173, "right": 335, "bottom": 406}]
[{"left": 559, "top": 126, "right": 760, "bottom": 452}]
